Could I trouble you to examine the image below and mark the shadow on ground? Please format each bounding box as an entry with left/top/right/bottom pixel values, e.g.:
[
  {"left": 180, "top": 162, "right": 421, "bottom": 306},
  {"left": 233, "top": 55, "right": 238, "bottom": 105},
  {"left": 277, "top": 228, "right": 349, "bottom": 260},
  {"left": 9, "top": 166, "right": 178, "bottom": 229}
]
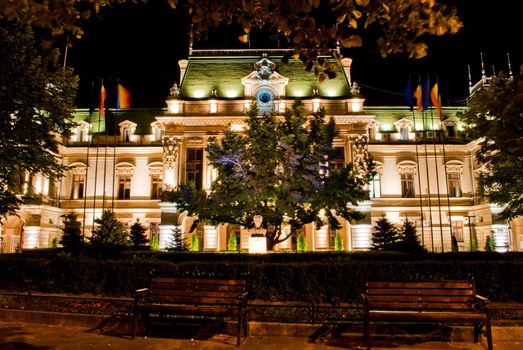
[{"left": 0, "top": 327, "right": 51, "bottom": 350}]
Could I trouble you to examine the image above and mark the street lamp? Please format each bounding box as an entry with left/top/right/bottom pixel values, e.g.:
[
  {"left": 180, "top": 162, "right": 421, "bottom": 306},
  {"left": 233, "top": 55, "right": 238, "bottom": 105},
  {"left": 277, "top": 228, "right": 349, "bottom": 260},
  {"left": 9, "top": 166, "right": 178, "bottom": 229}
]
[{"left": 465, "top": 215, "right": 476, "bottom": 251}]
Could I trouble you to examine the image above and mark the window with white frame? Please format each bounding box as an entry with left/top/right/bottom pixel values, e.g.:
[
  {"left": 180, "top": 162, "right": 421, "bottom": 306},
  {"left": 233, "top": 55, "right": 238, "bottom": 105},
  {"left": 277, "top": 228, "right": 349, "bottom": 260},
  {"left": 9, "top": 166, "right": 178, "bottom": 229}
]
[
  {"left": 151, "top": 121, "right": 162, "bottom": 142},
  {"left": 69, "top": 166, "right": 86, "bottom": 199},
  {"left": 369, "top": 172, "right": 382, "bottom": 198},
  {"left": 397, "top": 162, "right": 417, "bottom": 198},
  {"left": 394, "top": 118, "right": 412, "bottom": 141},
  {"left": 148, "top": 165, "right": 163, "bottom": 200},
  {"left": 119, "top": 120, "right": 137, "bottom": 142},
  {"left": 115, "top": 165, "right": 134, "bottom": 199},
  {"left": 446, "top": 161, "right": 464, "bottom": 198},
  {"left": 72, "top": 121, "right": 90, "bottom": 143}
]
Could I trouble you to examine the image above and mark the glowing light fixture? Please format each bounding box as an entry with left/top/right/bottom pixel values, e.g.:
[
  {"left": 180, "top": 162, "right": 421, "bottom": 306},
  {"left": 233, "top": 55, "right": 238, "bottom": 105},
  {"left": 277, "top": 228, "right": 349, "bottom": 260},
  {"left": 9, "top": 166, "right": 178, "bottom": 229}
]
[
  {"left": 312, "top": 98, "right": 321, "bottom": 112},
  {"left": 209, "top": 99, "right": 218, "bottom": 114},
  {"left": 167, "top": 99, "right": 181, "bottom": 114},
  {"left": 347, "top": 82, "right": 365, "bottom": 113}
]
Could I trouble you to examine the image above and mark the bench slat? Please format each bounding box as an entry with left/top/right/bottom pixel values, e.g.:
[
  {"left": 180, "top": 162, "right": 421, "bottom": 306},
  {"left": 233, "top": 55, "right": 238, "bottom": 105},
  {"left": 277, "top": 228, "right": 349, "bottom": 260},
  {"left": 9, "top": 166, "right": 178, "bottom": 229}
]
[
  {"left": 367, "top": 295, "right": 473, "bottom": 303},
  {"left": 152, "top": 277, "right": 246, "bottom": 286},
  {"left": 366, "top": 289, "right": 474, "bottom": 296},
  {"left": 366, "top": 281, "right": 473, "bottom": 289},
  {"left": 151, "top": 284, "right": 246, "bottom": 293},
  {"left": 367, "top": 301, "right": 474, "bottom": 310},
  {"left": 368, "top": 310, "right": 487, "bottom": 322}
]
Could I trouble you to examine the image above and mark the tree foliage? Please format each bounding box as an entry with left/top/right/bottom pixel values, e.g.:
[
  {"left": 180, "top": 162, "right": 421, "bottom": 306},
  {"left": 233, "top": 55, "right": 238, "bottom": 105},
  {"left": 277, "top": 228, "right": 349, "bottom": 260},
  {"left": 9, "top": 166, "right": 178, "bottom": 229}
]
[
  {"left": 167, "top": 102, "right": 372, "bottom": 250},
  {"left": 371, "top": 216, "right": 399, "bottom": 250},
  {"left": 167, "top": 225, "right": 188, "bottom": 252},
  {"left": 90, "top": 210, "right": 129, "bottom": 250},
  {"left": 129, "top": 219, "right": 149, "bottom": 249},
  {"left": 1, "top": 1, "right": 461, "bottom": 79},
  {"left": 0, "top": 21, "right": 78, "bottom": 218},
  {"left": 459, "top": 70, "right": 523, "bottom": 219},
  {"left": 60, "top": 212, "right": 84, "bottom": 255}
]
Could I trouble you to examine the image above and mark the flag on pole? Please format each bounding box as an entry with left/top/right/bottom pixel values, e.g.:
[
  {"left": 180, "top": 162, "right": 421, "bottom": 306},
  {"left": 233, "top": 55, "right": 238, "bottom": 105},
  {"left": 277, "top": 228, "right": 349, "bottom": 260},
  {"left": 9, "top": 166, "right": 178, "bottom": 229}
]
[
  {"left": 431, "top": 83, "right": 442, "bottom": 117},
  {"left": 238, "top": 33, "right": 250, "bottom": 43},
  {"left": 413, "top": 83, "right": 423, "bottom": 111},
  {"left": 423, "top": 79, "right": 431, "bottom": 110},
  {"left": 99, "top": 83, "right": 106, "bottom": 116},
  {"left": 404, "top": 79, "right": 414, "bottom": 111},
  {"left": 117, "top": 83, "right": 132, "bottom": 109}
]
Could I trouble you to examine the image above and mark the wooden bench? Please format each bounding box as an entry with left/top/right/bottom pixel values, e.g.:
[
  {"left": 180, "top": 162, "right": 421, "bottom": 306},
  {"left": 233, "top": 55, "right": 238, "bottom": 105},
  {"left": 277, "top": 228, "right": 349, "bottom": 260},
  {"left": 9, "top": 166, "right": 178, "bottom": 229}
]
[
  {"left": 363, "top": 280, "right": 493, "bottom": 350},
  {"left": 132, "top": 277, "right": 248, "bottom": 346}
]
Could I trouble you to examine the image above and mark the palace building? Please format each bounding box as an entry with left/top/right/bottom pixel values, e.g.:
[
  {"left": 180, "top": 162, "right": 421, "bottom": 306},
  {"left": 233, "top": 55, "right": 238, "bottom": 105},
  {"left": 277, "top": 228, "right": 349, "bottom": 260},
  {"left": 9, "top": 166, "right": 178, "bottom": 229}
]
[{"left": 1, "top": 49, "right": 521, "bottom": 253}]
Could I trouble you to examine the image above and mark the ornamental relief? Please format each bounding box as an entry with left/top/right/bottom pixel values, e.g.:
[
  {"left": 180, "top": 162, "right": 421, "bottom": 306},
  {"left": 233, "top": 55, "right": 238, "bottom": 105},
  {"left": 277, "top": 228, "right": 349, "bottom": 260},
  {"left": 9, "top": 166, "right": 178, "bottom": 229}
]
[
  {"left": 162, "top": 136, "right": 183, "bottom": 170},
  {"left": 350, "top": 134, "right": 370, "bottom": 176}
]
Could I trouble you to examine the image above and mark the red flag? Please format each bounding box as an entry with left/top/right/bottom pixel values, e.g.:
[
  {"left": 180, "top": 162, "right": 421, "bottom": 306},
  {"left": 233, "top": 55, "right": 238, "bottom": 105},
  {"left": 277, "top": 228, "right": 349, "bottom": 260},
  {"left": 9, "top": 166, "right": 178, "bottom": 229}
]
[
  {"left": 117, "top": 84, "right": 131, "bottom": 109},
  {"left": 413, "top": 84, "right": 423, "bottom": 111},
  {"left": 99, "top": 84, "right": 106, "bottom": 116},
  {"left": 431, "top": 83, "right": 442, "bottom": 117}
]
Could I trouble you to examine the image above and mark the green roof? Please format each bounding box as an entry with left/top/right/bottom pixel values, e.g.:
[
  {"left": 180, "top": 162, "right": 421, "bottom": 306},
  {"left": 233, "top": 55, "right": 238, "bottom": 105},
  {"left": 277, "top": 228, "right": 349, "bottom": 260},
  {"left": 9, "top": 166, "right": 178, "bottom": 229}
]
[
  {"left": 72, "top": 108, "right": 165, "bottom": 135},
  {"left": 180, "top": 56, "right": 350, "bottom": 99}
]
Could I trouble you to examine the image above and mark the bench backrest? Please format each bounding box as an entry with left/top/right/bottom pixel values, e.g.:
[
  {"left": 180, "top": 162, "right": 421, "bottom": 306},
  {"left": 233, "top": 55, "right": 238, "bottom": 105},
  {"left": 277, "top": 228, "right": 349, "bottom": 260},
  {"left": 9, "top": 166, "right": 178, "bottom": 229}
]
[
  {"left": 145, "top": 277, "right": 247, "bottom": 306},
  {"left": 365, "top": 281, "right": 477, "bottom": 312}
]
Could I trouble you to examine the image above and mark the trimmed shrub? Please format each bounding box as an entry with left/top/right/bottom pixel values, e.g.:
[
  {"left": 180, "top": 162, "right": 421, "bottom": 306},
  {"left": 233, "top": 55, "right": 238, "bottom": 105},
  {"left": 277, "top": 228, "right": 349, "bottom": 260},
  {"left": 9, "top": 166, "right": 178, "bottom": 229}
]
[
  {"left": 297, "top": 233, "right": 307, "bottom": 252},
  {"left": 334, "top": 233, "right": 344, "bottom": 252}
]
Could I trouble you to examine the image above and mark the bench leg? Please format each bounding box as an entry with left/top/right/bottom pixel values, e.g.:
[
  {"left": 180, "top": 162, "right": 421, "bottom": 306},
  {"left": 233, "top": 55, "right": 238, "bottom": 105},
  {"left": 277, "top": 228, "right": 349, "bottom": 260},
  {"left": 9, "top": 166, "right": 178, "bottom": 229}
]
[
  {"left": 243, "top": 312, "right": 249, "bottom": 337},
  {"left": 364, "top": 317, "right": 370, "bottom": 350},
  {"left": 485, "top": 318, "right": 493, "bottom": 350},
  {"left": 131, "top": 311, "right": 137, "bottom": 339},
  {"left": 473, "top": 322, "right": 480, "bottom": 343},
  {"left": 237, "top": 312, "right": 242, "bottom": 347}
]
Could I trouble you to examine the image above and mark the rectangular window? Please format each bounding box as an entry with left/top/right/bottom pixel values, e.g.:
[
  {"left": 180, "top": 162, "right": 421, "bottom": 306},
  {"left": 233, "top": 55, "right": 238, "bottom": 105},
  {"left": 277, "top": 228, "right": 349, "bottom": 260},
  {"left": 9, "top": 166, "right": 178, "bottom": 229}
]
[
  {"left": 186, "top": 148, "right": 203, "bottom": 189},
  {"left": 452, "top": 220, "right": 464, "bottom": 242},
  {"left": 447, "top": 125, "right": 455, "bottom": 138},
  {"left": 401, "top": 173, "right": 415, "bottom": 198},
  {"left": 369, "top": 173, "right": 381, "bottom": 198},
  {"left": 329, "top": 147, "right": 345, "bottom": 170},
  {"left": 70, "top": 174, "right": 85, "bottom": 199},
  {"left": 448, "top": 173, "right": 462, "bottom": 197},
  {"left": 150, "top": 174, "right": 162, "bottom": 199},
  {"left": 118, "top": 175, "right": 131, "bottom": 199},
  {"left": 400, "top": 127, "right": 409, "bottom": 141}
]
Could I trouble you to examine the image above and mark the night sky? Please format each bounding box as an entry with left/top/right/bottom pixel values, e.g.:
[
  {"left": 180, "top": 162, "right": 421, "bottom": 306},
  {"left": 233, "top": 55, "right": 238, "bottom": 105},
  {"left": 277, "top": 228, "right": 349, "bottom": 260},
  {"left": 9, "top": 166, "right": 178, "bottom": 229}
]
[{"left": 69, "top": 0, "right": 522, "bottom": 109}]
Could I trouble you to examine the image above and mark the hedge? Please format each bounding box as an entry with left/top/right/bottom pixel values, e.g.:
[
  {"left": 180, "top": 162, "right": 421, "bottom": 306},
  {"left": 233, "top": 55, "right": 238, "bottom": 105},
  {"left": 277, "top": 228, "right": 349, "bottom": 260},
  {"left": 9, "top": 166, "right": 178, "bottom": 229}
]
[{"left": 0, "top": 253, "right": 522, "bottom": 303}]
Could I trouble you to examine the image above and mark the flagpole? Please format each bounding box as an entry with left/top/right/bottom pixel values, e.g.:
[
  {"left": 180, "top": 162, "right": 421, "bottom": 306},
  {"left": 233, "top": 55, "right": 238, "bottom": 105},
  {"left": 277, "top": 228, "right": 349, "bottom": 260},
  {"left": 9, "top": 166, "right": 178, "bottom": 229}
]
[
  {"left": 427, "top": 76, "right": 445, "bottom": 253},
  {"left": 82, "top": 81, "right": 94, "bottom": 239},
  {"left": 92, "top": 80, "right": 104, "bottom": 228},
  {"left": 435, "top": 76, "right": 455, "bottom": 250},
  {"left": 112, "top": 81, "right": 119, "bottom": 210},
  {"left": 101, "top": 90, "right": 110, "bottom": 211},
  {"left": 407, "top": 76, "right": 425, "bottom": 246}
]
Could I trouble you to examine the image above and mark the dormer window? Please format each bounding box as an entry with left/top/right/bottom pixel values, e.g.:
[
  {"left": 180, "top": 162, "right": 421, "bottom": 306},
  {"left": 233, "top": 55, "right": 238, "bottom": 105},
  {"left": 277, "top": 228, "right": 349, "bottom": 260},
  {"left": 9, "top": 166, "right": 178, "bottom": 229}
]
[
  {"left": 394, "top": 118, "right": 413, "bottom": 141},
  {"left": 72, "top": 121, "right": 90, "bottom": 143},
  {"left": 442, "top": 119, "right": 457, "bottom": 138},
  {"left": 119, "top": 120, "right": 137, "bottom": 142},
  {"left": 151, "top": 121, "right": 163, "bottom": 142}
]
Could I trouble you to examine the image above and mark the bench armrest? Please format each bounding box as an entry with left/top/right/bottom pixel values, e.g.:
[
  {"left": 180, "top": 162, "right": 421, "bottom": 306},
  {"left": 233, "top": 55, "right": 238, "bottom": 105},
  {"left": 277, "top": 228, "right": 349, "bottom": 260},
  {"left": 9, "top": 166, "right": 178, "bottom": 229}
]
[
  {"left": 134, "top": 288, "right": 149, "bottom": 303},
  {"left": 474, "top": 294, "right": 490, "bottom": 311},
  {"left": 238, "top": 292, "right": 249, "bottom": 307}
]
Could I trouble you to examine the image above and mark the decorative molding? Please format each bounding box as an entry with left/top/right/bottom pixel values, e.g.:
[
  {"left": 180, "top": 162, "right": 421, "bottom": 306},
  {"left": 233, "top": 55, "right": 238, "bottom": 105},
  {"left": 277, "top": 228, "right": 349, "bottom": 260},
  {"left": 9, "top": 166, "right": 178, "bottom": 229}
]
[
  {"left": 397, "top": 161, "right": 417, "bottom": 174},
  {"left": 162, "top": 136, "right": 183, "bottom": 170}
]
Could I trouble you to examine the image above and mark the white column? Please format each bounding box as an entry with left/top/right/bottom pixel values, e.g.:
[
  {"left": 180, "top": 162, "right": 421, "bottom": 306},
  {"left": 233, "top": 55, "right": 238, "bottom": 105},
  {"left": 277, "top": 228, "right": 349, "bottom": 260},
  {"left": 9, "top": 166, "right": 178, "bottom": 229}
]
[{"left": 204, "top": 225, "right": 218, "bottom": 251}]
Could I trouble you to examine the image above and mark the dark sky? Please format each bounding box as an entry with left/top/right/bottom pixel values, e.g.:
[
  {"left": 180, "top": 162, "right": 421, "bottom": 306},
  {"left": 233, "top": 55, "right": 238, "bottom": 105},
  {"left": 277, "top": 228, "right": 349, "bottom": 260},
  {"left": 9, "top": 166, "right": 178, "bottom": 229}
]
[{"left": 69, "top": 0, "right": 522, "bottom": 108}]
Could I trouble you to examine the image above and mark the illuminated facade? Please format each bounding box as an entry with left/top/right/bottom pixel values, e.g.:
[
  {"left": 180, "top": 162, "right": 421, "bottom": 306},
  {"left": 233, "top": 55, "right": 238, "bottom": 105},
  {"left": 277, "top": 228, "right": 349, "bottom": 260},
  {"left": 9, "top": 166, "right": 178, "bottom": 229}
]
[{"left": 1, "top": 49, "right": 521, "bottom": 253}]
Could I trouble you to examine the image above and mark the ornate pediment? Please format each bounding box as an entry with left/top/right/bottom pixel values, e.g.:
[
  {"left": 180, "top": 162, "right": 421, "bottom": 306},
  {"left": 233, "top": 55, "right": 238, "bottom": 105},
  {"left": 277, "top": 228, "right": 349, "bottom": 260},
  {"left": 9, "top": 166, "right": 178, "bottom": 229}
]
[{"left": 241, "top": 54, "right": 289, "bottom": 99}]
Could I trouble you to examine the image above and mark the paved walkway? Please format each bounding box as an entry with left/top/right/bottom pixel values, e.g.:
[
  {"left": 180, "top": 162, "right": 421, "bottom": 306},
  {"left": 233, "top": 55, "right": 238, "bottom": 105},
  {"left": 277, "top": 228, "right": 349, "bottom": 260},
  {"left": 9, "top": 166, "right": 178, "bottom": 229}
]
[{"left": 1, "top": 321, "right": 521, "bottom": 350}]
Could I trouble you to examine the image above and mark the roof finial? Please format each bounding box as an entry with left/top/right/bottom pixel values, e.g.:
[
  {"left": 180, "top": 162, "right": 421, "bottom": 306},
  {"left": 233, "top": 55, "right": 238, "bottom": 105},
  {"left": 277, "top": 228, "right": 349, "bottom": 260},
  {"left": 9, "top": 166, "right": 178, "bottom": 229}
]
[
  {"left": 351, "top": 81, "right": 361, "bottom": 96},
  {"left": 480, "top": 52, "right": 486, "bottom": 80},
  {"left": 170, "top": 83, "right": 180, "bottom": 97},
  {"left": 189, "top": 24, "right": 194, "bottom": 56},
  {"left": 507, "top": 52, "right": 513, "bottom": 79},
  {"left": 467, "top": 64, "right": 472, "bottom": 93}
]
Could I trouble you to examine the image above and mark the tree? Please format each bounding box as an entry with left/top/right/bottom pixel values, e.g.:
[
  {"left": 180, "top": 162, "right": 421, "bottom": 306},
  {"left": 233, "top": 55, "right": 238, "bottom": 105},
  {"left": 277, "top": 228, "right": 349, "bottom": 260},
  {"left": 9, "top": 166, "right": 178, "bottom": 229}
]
[
  {"left": 60, "top": 212, "right": 84, "bottom": 255},
  {"left": 167, "top": 102, "right": 373, "bottom": 250},
  {"left": 189, "top": 232, "right": 200, "bottom": 252},
  {"left": 371, "top": 216, "right": 399, "bottom": 251},
  {"left": 386, "top": 220, "right": 426, "bottom": 254},
  {"left": 297, "top": 232, "right": 307, "bottom": 253},
  {"left": 167, "top": 225, "right": 188, "bottom": 252},
  {"left": 129, "top": 219, "right": 149, "bottom": 249},
  {"left": 1, "top": 1, "right": 461, "bottom": 79},
  {"left": 90, "top": 210, "right": 129, "bottom": 251},
  {"left": 0, "top": 21, "right": 77, "bottom": 219},
  {"left": 334, "top": 232, "right": 344, "bottom": 252},
  {"left": 459, "top": 70, "right": 523, "bottom": 219},
  {"left": 485, "top": 235, "right": 495, "bottom": 252},
  {"left": 228, "top": 232, "right": 238, "bottom": 251}
]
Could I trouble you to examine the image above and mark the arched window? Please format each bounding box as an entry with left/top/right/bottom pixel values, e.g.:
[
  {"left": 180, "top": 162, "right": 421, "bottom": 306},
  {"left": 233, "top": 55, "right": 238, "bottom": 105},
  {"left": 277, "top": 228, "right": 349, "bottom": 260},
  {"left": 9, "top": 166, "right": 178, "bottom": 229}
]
[
  {"left": 446, "top": 161, "right": 464, "bottom": 198},
  {"left": 69, "top": 164, "right": 87, "bottom": 199},
  {"left": 397, "top": 161, "right": 417, "bottom": 198},
  {"left": 115, "top": 163, "right": 134, "bottom": 199}
]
